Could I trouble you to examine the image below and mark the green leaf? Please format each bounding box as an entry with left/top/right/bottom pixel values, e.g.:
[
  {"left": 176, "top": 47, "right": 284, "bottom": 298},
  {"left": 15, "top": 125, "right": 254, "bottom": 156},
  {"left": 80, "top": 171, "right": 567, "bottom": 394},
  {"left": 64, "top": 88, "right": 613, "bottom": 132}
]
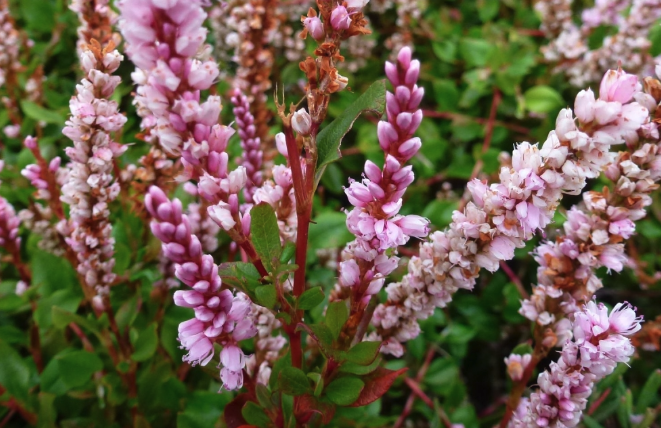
[
  {"left": 315, "top": 80, "right": 386, "bottom": 186},
  {"left": 52, "top": 306, "right": 102, "bottom": 340},
  {"left": 280, "top": 242, "right": 296, "bottom": 263},
  {"left": 255, "top": 383, "right": 273, "bottom": 409},
  {"left": 42, "top": 350, "right": 103, "bottom": 394},
  {"left": 524, "top": 86, "right": 564, "bottom": 114},
  {"left": 326, "top": 301, "right": 349, "bottom": 340},
  {"left": 218, "top": 261, "right": 262, "bottom": 294},
  {"left": 278, "top": 367, "right": 311, "bottom": 396},
  {"left": 131, "top": 323, "right": 159, "bottom": 362},
  {"left": 432, "top": 40, "right": 456, "bottom": 63},
  {"left": 583, "top": 415, "right": 606, "bottom": 428},
  {"left": 345, "top": 341, "right": 381, "bottom": 366},
  {"left": 255, "top": 284, "right": 277, "bottom": 309},
  {"left": 0, "top": 340, "right": 32, "bottom": 405},
  {"left": 308, "top": 373, "right": 324, "bottom": 397},
  {"left": 241, "top": 402, "right": 271, "bottom": 428},
  {"left": 269, "top": 351, "right": 292, "bottom": 390},
  {"left": 250, "top": 203, "right": 282, "bottom": 272},
  {"left": 339, "top": 356, "right": 382, "bottom": 375},
  {"left": 37, "top": 392, "right": 57, "bottom": 428},
  {"left": 478, "top": 0, "right": 500, "bottom": 21},
  {"left": 297, "top": 287, "right": 325, "bottom": 310},
  {"left": 177, "top": 391, "right": 230, "bottom": 428},
  {"left": 636, "top": 369, "right": 661, "bottom": 413},
  {"left": 116, "top": 294, "right": 139, "bottom": 331},
  {"left": 19, "top": 0, "right": 55, "bottom": 32},
  {"left": 433, "top": 79, "right": 459, "bottom": 111},
  {"left": 458, "top": 39, "right": 493, "bottom": 67},
  {"left": 281, "top": 394, "right": 295, "bottom": 428},
  {"left": 35, "top": 289, "right": 82, "bottom": 329},
  {"left": 20, "top": 101, "right": 64, "bottom": 125},
  {"left": 324, "top": 377, "right": 365, "bottom": 406},
  {"left": 297, "top": 323, "right": 334, "bottom": 350}
]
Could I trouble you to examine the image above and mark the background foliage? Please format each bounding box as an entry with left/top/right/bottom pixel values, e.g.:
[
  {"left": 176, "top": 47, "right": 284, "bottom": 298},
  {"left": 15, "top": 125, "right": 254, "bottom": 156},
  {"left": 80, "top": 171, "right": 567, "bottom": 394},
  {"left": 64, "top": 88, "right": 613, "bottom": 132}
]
[{"left": 1, "top": 0, "right": 661, "bottom": 427}]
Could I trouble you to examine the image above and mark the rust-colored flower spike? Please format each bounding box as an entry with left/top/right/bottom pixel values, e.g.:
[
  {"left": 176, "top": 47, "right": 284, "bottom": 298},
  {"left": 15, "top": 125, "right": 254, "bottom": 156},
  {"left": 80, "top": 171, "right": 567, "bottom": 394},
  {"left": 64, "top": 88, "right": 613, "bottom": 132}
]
[
  {"left": 70, "top": 0, "right": 118, "bottom": 53},
  {"left": 298, "top": 0, "right": 371, "bottom": 125},
  {"left": 235, "top": 0, "right": 279, "bottom": 147}
]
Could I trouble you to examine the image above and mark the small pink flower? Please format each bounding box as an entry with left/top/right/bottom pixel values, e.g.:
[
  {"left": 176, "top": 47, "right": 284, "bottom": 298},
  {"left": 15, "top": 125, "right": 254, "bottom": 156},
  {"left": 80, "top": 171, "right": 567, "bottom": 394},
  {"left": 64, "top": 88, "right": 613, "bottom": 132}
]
[
  {"left": 220, "top": 345, "right": 245, "bottom": 372},
  {"left": 275, "top": 132, "right": 288, "bottom": 157},
  {"left": 340, "top": 259, "right": 361, "bottom": 287},
  {"left": 504, "top": 353, "right": 532, "bottom": 381},
  {"left": 488, "top": 236, "right": 516, "bottom": 261},
  {"left": 599, "top": 68, "right": 638, "bottom": 104},
  {"left": 208, "top": 202, "right": 236, "bottom": 231},
  {"left": 220, "top": 367, "right": 243, "bottom": 390},
  {"left": 330, "top": 6, "right": 351, "bottom": 31},
  {"left": 395, "top": 215, "right": 430, "bottom": 238},
  {"left": 303, "top": 16, "right": 324, "bottom": 40},
  {"left": 608, "top": 302, "right": 643, "bottom": 335},
  {"left": 291, "top": 109, "right": 312, "bottom": 136}
]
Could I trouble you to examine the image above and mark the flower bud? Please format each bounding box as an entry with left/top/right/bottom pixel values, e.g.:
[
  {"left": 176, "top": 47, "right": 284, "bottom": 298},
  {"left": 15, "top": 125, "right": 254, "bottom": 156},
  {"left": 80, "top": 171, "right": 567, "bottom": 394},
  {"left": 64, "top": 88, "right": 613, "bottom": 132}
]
[
  {"left": 275, "top": 132, "right": 288, "bottom": 157},
  {"left": 303, "top": 16, "right": 324, "bottom": 40},
  {"left": 599, "top": 68, "right": 638, "bottom": 103},
  {"left": 291, "top": 109, "right": 312, "bottom": 135},
  {"left": 330, "top": 6, "right": 351, "bottom": 31}
]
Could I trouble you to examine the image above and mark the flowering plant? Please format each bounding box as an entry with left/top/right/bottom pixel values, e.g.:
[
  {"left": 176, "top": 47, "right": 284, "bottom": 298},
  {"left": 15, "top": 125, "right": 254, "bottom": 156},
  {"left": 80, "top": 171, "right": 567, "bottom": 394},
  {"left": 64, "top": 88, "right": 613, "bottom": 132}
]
[{"left": 0, "top": 0, "right": 660, "bottom": 427}]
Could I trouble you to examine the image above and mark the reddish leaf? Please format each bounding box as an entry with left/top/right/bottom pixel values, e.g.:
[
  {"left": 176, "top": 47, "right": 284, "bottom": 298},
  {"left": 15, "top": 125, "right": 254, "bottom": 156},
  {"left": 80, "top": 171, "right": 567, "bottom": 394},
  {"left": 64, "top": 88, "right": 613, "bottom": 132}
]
[
  {"left": 349, "top": 367, "right": 407, "bottom": 407},
  {"left": 296, "top": 394, "right": 336, "bottom": 424},
  {"left": 224, "top": 393, "right": 250, "bottom": 428},
  {"left": 237, "top": 426, "right": 258, "bottom": 428}
]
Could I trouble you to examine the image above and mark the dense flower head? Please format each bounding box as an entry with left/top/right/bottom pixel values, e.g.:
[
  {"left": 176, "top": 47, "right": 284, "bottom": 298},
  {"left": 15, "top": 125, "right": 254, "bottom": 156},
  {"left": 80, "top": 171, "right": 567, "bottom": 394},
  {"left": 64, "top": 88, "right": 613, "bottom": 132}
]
[
  {"left": 511, "top": 301, "right": 642, "bottom": 428},
  {"left": 371, "top": 67, "right": 653, "bottom": 355},
  {"left": 118, "top": 0, "right": 220, "bottom": 155},
  {"left": 146, "top": 186, "right": 256, "bottom": 389},
  {"left": 231, "top": 89, "right": 263, "bottom": 203},
  {"left": 521, "top": 72, "right": 659, "bottom": 342},
  {"left": 338, "top": 47, "right": 428, "bottom": 316},
  {"left": 59, "top": 43, "right": 127, "bottom": 296},
  {"left": 0, "top": 3, "right": 20, "bottom": 90}
]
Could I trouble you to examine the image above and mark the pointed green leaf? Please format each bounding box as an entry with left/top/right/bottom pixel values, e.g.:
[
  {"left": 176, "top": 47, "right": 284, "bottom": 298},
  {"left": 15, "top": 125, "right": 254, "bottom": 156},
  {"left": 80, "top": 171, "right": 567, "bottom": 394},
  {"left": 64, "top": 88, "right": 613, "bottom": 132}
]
[
  {"left": 326, "top": 301, "right": 349, "bottom": 340},
  {"left": 278, "top": 367, "right": 311, "bottom": 396},
  {"left": 250, "top": 203, "right": 282, "bottom": 272},
  {"left": 21, "top": 101, "right": 64, "bottom": 125},
  {"left": 324, "top": 376, "right": 364, "bottom": 406},
  {"left": 636, "top": 369, "right": 661, "bottom": 413},
  {"left": 0, "top": 340, "right": 32, "bottom": 405},
  {"left": 255, "top": 284, "right": 277, "bottom": 309},
  {"left": 297, "top": 287, "right": 325, "bottom": 310},
  {"left": 315, "top": 80, "right": 386, "bottom": 186},
  {"left": 131, "top": 323, "right": 158, "bottom": 362},
  {"left": 218, "top": 261, "right": 262, "bottom": 294},
  {"left": 280, "top": 242, "right": 296, "bottom": 263},
  {"left": 345, "top": 341, "right": 381, "bottom": 366},
  {"left": 241, "top": 401, "right": 271, "bottom": 428}
]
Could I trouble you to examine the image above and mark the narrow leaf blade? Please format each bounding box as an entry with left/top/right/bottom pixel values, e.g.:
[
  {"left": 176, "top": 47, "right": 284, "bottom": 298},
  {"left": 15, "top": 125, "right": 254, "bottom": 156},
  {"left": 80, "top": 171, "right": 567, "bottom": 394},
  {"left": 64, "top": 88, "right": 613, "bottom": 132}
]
[{"left": 315, "top": 80, "right": 386, "bottom": 186}]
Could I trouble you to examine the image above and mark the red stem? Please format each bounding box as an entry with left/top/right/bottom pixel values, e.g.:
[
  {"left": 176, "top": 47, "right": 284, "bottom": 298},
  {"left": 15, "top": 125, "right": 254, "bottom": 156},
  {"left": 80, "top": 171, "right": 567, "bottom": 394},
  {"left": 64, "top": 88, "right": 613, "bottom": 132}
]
[
  {"left": 588, "top": 388, "right": 611, "bottom": 415},
  {"left": 283, "top": 125, "right": 312, "bottom": 369},
  {"left": 394, "top": 347, "right": 436, "bottom": 428}
]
